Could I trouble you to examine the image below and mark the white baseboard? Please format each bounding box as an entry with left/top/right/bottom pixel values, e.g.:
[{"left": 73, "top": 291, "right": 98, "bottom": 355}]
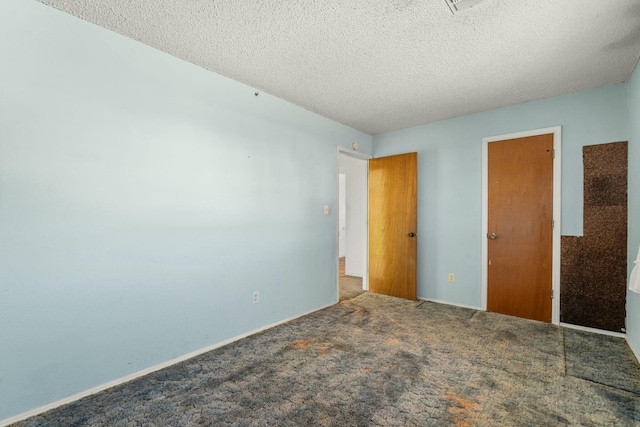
[
  {"left": 0, "top": 301, "right": 336, "bottom": 427},
  {"left": 559, "top": 322, "right": 626, "bottom": 338},
  {"left": 626, "top": 335, "right": 640, "bottom": 364},
  {"left": 418, "top": 297, "right": 482, "bottom": 311}
]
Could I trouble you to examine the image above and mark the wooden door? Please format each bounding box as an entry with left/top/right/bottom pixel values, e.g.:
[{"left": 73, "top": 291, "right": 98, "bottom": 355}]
[
  {"left": 368, "top": 153, "right": 417, "bottom": 300},
  {"left": 488, "top": 134, "right": 553, "bottom": 322}
]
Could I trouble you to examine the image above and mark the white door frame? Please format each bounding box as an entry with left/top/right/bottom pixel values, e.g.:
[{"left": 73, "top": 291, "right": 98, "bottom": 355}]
[
  {"left": 481, "top": 126, "right": 562, "bottom": 324},
  {"left": 336, "top": 147, "right": 371, "bottom": 301},
  {"left": 338, "top": 173, "right": 347, "bottom": 258}
]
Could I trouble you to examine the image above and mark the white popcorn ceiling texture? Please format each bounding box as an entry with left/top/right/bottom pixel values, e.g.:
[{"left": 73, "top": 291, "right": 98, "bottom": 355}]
[{"left": 38, "top": 0, "right": 640, "bottom": 135}]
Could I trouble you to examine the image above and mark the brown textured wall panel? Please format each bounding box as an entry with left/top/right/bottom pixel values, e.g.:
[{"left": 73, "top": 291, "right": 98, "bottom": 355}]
[{"left": 560, "top": 142, "right": 627, "bottom": 332}]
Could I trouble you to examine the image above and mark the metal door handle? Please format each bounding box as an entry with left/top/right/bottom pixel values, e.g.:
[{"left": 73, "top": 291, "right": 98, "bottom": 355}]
[
  {"left": 489, "top": 233, "right": 498, "bottom": 240},
  {"left": 408, "top": 232, "right": 417, "bottom": 238}
]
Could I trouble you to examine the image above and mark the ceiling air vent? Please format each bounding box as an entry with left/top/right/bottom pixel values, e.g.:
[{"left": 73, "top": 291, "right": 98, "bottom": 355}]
[{"left": 445, "top": 0, "right": 485, "bottom": 14}]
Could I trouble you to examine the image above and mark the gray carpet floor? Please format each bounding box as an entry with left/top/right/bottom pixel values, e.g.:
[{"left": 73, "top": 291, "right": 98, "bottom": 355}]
[
  {"left": 14, "top": 293, "right": 640, "bottom": 426},
  {"left": 339, "top": 275, "right": 365, "bottom": 301}
]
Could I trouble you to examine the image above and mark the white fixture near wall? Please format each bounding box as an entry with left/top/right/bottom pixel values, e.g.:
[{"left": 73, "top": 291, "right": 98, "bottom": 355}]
[{"left": 445, "top": 0, "right": 486, "bottom": 14}]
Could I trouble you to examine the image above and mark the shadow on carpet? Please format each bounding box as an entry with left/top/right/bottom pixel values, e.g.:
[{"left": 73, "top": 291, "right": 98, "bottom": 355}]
[{"left": 14, "top": 293, "right": 640, "bottom": 426}]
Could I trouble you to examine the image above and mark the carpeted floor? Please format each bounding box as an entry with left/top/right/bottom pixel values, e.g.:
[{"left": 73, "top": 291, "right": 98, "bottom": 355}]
[
  {"left": 14, "top": 293, "right": 640, "bottom": 426},
  {"left": 339, "top": 275, "right": 365, "bottom": 301}
]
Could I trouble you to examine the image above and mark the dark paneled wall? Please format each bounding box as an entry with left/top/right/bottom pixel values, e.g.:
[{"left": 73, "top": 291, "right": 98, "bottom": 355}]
[{"left": 560, "top": 142, "right": 627, "bottom": 332}]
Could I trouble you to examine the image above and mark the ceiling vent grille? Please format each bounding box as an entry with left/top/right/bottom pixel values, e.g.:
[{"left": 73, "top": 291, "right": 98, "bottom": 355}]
[{"left": 445, "top": 0, "right": 485, "bottom": 14}]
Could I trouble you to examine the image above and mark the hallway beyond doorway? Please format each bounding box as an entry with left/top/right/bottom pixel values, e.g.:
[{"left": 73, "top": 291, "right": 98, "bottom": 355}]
[{"left": 339, "top": 257, "right": 365, "bottom": 301}]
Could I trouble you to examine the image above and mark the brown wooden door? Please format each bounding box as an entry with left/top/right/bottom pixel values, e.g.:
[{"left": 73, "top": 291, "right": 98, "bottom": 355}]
[
  {"left": 488, "top": 134, "right": 553, "bottom": 322},
  {"left": 368, "top": 153, "right": 417, "bottom": 300}
]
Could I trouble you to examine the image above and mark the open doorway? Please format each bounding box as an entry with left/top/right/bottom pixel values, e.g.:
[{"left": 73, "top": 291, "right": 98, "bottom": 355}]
[{"left": 337, "top": 148, "right": 369, "bottom": 301}]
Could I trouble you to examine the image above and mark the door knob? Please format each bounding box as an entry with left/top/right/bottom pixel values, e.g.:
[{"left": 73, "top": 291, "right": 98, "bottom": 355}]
[
  {"left": 489, "top": 233, "right": 498, "bottom": 240},
  {"left": 408, "top": 232, "right": 417, "bottom": 238}
]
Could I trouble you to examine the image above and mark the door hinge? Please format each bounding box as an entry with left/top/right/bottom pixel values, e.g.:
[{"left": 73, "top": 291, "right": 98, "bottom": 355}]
[
  {"left": 551, "top": 289, "right": 554, "bottom": 299},
  {"left": 552, "top": 149, "right": 555, "bottom": 159},
  {"left": 552, "top": 219, "right": 555, "bottom": 229}
]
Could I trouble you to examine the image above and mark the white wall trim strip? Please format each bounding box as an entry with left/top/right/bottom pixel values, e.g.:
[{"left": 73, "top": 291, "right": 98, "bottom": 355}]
[
  {"left": 419, "top": 297, "right": 482, "bottom": 311},
  {"left": 0, "top": 301, "right": 337, "bottom": 427},
  {"left": 337, "top": 146, "right": 371, "bottom": 161},
  {"left": 559, "top": 322, "right": 626, "bottom": 338}
]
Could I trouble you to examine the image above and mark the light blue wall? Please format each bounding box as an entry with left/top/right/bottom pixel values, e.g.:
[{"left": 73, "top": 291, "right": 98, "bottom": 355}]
[
  {"left": 373, "top": 84, "right": 629, "bottom": 306},
  {"left": 0, "top": 0, "right": 371, "bottom": 420},
  {"left": 627, "top": 61, "right": 640, "bottom": 355}
]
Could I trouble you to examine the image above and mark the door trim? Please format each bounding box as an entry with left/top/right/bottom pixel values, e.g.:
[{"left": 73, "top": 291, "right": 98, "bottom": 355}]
[
  {"left": 336, "top": 147, "right": 371, "bottom": 301},
  {"left": 481, "top": 126, "right": 562, "bottom": 324}
]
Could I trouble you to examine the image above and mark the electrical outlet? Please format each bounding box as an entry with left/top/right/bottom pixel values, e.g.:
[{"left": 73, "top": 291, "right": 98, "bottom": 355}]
[
  {"left": 253, "top": 291, "right": 259, "bottom": 304},
  {"left": 448, "top": 273, "right": 455, "bottom": 283}
]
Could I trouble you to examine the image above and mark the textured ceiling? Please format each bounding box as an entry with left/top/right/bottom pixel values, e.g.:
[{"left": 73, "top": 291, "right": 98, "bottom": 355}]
[{"left": 38, "top": 0, "right": 640, "bottom": 135}]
